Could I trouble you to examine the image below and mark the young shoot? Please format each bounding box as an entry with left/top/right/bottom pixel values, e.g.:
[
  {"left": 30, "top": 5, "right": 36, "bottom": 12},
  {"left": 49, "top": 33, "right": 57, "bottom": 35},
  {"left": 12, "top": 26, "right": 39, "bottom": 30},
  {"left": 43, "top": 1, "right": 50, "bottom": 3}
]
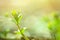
[{"left": 12, "top": 10, "right": 29, "bottom": 40}]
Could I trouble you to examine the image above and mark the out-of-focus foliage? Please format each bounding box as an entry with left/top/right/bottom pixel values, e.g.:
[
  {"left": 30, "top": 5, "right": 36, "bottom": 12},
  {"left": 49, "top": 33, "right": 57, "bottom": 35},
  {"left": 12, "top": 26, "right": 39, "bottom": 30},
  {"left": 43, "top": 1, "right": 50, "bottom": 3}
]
[{"left": 42, "top": 11, "right": 60, "bottom": 40}]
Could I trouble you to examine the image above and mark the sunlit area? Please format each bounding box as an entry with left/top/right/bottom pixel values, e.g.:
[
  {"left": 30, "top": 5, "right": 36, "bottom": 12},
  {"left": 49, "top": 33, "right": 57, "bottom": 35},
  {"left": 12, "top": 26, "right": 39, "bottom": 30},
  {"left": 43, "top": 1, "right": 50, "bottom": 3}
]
[{"left": 0, "top": 0, "right": 60, "bottom": 40}]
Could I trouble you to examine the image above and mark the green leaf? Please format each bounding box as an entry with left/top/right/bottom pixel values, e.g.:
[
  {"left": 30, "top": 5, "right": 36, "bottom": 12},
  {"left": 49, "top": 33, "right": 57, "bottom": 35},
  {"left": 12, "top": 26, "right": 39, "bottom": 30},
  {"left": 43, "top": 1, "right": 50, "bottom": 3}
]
[
  {"left": 21, "top": 27, "right": 26, "bottom": 33},
  {"left": 18, "top": 15, "right": 22, "bottom": 23},
  {"left": 11, "top": 18, "right": 17, "bottom": 24},
  {"left": 15, "top": 30, "right": 21, "bottom": 34}
]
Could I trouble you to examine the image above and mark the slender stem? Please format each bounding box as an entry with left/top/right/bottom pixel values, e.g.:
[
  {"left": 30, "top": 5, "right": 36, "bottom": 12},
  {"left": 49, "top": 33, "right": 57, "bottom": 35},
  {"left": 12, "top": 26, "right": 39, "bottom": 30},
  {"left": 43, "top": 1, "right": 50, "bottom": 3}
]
[
  {"left": 12, "top": 14, "right": 29, "bottom": 40},
  {"left": 16, "top": 23, "right": 29, "bottom": 40}
]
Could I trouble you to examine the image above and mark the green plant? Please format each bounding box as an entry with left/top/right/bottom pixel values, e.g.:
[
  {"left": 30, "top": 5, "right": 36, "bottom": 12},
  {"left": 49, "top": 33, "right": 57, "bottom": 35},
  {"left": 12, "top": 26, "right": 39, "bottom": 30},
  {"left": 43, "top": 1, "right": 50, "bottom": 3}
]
[
  {"left": 43, "top": 12, "right": 60, "bottom": 40},
  {"left": 11, "top": 10, "right": 29, "bottom": 40},
  {"left": 49, "top": 13, "right": 60, "bottom": 40},
  {"left": 0, "top": 29, "right": 10, "bottom": 39}
]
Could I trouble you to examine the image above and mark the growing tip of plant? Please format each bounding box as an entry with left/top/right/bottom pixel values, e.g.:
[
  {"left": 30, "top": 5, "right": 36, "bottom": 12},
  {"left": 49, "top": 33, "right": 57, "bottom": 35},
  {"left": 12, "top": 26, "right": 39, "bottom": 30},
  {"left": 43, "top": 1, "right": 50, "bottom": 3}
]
[{"left": 12, "top": 10, "right": 17, "bottom": 16}]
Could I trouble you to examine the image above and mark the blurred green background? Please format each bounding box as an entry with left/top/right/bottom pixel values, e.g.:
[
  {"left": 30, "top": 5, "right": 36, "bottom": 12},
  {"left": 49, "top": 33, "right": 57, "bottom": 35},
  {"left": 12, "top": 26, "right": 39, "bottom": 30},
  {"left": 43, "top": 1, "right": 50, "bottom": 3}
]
[{"left": 0, "top": 0, "right": 60, "bottom": 40}]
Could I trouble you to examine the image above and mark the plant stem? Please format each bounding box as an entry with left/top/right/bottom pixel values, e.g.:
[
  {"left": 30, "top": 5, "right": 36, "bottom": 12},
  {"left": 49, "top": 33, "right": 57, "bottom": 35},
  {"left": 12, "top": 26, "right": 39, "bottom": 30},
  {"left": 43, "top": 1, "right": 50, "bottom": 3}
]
[{"left": 16, "top": 23, "right": 29, "bottom": 40}]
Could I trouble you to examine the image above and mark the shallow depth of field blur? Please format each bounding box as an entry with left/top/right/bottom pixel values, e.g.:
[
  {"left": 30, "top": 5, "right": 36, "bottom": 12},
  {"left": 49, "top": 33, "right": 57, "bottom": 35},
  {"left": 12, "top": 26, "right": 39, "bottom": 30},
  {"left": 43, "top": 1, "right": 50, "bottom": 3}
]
[{"left": 0, "top": 0, "right": 60, "bottom": 40}]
